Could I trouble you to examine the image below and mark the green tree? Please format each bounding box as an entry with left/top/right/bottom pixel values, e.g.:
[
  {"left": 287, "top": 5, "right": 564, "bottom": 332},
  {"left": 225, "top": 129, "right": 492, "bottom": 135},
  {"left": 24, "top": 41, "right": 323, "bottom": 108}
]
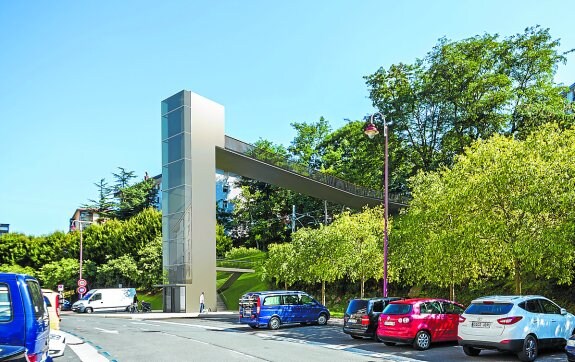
[
  {"left": 96, "top": 255, "right": 139, "bottom": 288},
  {"left": 83, "top": 178, "right": 114, "bottom": 219},
  {"left": 39, "top": 258, "right": 83, "bottom": 291},
  {"left": 334, "top": 207, "right": 385, "bottom": 298},
  {"left": 288, "top": 117, "right": 331, "bottom": 171},
  {"left": 365, "top": 26, "right": 572, "bottom": 187},
  {"left": 291, "top": 225, "right": 347, "bottom": 305},
  {"left": 262, "top": 243, "right": 297, "bottom": 289},
  {"left": 136, "top": 235, "right": 164, "bottom": 290},
  {"left": 0, "top": 264, "right": 37, "bottom": 276},
  {"left": 216, "top": 223, "right": 232, "bottom": 257},
  {"left": 395, "top": 124, "right": 575, "bottom": 294}
]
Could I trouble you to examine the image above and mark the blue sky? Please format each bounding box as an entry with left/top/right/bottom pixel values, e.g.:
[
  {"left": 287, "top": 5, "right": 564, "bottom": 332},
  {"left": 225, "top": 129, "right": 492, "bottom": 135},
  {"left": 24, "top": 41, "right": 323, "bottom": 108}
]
[{"left": 1, "top": 1, "right": 574, "bottom": 236}]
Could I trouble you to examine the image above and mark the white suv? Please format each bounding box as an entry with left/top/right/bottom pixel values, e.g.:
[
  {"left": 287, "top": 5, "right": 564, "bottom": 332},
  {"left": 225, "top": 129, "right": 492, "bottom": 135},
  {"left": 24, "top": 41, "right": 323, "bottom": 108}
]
[{"left": 458, "top": 295, "right": 575, "bottom": 362}]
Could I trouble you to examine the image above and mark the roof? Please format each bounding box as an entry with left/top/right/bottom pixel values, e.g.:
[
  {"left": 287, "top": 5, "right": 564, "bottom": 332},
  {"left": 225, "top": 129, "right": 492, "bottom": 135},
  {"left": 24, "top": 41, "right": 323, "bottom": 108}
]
[
  {"left": 390, "top": 297, "right": 457, "bottom": 304},
  {"left": 471, "top": 295, "right": 546, "bottom": 302},
  {"left": 244, "top": 290, "right": 307, "bottom": 295}
]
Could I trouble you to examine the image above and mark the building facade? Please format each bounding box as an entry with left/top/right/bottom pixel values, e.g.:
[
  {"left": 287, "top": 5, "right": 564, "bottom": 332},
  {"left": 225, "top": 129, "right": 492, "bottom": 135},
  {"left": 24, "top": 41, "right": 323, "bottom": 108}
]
[
  {"left": 0, "top": 224, "right": 9, "bottom": 236},
  {"left": 566, "top": 82, "right": 575, "bottom": 103}
]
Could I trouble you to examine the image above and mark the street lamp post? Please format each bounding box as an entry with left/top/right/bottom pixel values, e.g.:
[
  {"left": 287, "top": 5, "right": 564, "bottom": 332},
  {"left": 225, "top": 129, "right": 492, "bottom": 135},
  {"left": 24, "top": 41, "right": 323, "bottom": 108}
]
[
  {"left": 70, "top": 220, "right": 93, "bottom": 283},
  {"left": 364, "top": 112, "right": 389, "bottom": 298}
]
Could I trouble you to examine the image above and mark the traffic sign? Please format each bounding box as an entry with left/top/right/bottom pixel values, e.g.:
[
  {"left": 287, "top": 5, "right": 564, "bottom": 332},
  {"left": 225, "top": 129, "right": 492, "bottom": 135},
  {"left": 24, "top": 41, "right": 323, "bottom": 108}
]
[
  {"left": 77, "top": 286, "right": 87, "bottom": 294},
  {"left": 77, "top": 279, "right": 87, "bottom": 287},
  {"left": 57, "top": 284, "right": 64, "bottom": 292}
]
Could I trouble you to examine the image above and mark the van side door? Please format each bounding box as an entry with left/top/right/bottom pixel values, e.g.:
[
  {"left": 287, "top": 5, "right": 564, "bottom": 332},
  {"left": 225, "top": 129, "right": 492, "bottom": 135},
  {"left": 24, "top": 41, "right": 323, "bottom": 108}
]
[
  {"left": 24, "top": 278, "right": 50, "bottom": 360},
  {"left": 300, "top": 294, "right": 320, "bottom": 323},
  {"left": 90, "top": 293, "right": 103, "bottom": 310},
  {"left": 0, "top": 281, "right": 23, "bottom": 346},
  {"left": 282, "top": 294, "right": 300, "bottom": 323}
]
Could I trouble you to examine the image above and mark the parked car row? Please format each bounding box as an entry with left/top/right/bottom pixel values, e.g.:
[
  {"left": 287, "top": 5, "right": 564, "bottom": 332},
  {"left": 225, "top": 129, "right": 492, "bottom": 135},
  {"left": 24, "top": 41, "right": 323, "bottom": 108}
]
[
  {"left": 343, "top": 295, "right": 575, "bottom": 362},
  {"left": 238, "top": 291, "right": 575, "bottom": 361}
]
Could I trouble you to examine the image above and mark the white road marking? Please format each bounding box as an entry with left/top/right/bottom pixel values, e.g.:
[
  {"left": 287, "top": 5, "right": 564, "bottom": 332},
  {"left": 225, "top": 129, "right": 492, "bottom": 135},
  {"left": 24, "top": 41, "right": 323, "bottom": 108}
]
[
  {"left": 94, "top": 327, "right": 119, "bottom": 334},
  {"left": 153, "top": 320, "right": 225, "bottom": 331},
  {"left": 254, "top": 332, "right": 423, "bottom": 361},
  {"left": 58, "top": 331, "right": 109, "bottom": 362},
  {"left": 130, "top": 321, "right": 161, "bottom": 326}
]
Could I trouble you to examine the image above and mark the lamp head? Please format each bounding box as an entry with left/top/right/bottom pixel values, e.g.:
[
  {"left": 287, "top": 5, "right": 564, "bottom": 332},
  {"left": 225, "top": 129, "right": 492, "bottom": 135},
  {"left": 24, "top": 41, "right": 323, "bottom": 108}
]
[{"left": 364, "top": 123, "right": 379, "bottom": 139}]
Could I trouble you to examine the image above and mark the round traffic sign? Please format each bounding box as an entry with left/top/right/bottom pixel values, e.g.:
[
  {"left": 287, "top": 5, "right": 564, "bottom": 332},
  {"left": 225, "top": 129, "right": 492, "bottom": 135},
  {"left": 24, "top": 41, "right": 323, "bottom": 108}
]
[
  {"left": 77, "top": 286, "right": 87, "bottom": 294},
  {"left": 77, "top": 279, "right": 87, "bottom": 287}
]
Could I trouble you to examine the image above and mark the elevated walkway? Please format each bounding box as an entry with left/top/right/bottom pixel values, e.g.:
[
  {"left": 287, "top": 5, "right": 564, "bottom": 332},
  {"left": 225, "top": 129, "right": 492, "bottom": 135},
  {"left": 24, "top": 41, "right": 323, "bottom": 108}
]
[{"left": 216, "top": 136, "right": 409, "bottom": 213}]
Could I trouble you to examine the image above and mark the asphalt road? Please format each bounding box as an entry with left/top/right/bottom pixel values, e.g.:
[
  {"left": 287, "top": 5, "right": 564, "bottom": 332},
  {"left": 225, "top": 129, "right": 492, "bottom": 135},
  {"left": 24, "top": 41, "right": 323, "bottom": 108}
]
[{"left": 56, "top": 312, "right": 569, "bottom": 362}]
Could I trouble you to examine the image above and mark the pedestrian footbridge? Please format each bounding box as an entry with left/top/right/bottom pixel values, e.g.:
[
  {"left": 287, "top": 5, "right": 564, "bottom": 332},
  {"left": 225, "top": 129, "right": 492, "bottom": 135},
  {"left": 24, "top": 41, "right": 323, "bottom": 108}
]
[{"left": 217, "top": 136, "right": 409, "bottom": 213}]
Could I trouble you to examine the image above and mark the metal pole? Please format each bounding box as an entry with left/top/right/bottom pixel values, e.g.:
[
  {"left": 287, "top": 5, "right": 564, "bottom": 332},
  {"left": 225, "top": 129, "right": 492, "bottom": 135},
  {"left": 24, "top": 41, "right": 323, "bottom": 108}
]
[
  {"left": 292, "top": 205, "right": 296, "bottom": 232},
  {"left": 79, "top": 222, "right": 83, "bottom": 281},
  {"left": 383, "top": 124, "right": 389, "bottom": 298}
]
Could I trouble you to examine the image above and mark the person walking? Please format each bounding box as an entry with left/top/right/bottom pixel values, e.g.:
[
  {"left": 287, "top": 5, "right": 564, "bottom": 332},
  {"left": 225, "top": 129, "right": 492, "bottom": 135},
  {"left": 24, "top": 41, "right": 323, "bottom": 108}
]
[
  {"left": 132, "top": 293, "right": 139, "bottom": 313},
  {"left": 199, "top": 292, "right": 205, "bottom": 313}
]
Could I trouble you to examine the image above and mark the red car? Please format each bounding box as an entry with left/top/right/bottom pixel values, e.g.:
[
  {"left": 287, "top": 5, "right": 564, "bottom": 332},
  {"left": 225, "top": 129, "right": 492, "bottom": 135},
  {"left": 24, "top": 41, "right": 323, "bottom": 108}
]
[{"left": 376, "top": 298, "right": 464, "bottom": 350}]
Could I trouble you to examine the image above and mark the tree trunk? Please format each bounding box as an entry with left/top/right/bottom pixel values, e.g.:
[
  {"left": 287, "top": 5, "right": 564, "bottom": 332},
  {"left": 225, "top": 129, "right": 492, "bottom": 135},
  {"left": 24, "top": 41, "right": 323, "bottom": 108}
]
[
  {"left": 322, "top": 280, "right": 326, "bottom": 306},
  {"left": 360, "top": 276, "right": 365, "bottom": 299},
  {"left": 514, "top": 258, "right": 522, "bottom": 294},
  {"left": 450, "top": 282, "right": 455, "bottom": 301},
  {"left": 284, "top": 281, "right": 287, "bottom": 290}
]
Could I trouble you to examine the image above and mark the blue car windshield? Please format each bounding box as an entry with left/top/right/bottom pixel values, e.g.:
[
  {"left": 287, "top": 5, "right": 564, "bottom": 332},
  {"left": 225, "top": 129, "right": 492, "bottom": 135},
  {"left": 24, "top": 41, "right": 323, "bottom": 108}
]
[{"left": 81, "top": 291, "right": 95, "bottom": 300}]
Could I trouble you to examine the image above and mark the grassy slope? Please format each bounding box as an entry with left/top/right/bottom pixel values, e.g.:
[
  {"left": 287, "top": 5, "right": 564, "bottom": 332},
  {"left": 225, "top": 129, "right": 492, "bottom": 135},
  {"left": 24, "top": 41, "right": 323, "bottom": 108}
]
[
  {"left": 141, "top": 253, "right": 575, "bottom": 315},
  {"left": 219, "top": 251, "right": 270, "bottom": 311}
]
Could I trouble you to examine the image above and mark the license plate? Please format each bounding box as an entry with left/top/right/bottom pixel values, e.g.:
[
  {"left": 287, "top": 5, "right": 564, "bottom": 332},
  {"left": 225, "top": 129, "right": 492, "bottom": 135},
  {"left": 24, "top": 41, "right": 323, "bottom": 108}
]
[
  {"left": 243, "top": 308, "right": 251, "bottom": 316},
  {"left": 383, "top": 321, "right": 395, "bottom": 326},
  {"left": 347, "top": 318, "right": 356, "bottom": 324},
  {"left": 471, "top": 321, "right": 491, "bottom": 328}
]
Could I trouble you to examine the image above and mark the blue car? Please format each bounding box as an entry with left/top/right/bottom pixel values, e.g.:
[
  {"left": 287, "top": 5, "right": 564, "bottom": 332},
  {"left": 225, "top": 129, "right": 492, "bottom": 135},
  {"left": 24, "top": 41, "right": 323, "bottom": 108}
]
[
  {"left": 60, "top": 299, "right": 72, "bottom": 311},
  {"left": 0, "top": 273, "right": 51, "bottom": 362},
  {"left": 238, "top": 291, "right": 330, "bottom": 330},
  {"left": 566, "top": 335, "right": 575, "bottom": 361}
]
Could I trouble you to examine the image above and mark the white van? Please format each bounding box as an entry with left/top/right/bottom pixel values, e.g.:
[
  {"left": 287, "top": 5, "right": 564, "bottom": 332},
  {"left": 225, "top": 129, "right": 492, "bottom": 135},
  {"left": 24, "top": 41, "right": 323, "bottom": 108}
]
[{"left": 72, "top": 288, "right": 136, "bottom": 313}]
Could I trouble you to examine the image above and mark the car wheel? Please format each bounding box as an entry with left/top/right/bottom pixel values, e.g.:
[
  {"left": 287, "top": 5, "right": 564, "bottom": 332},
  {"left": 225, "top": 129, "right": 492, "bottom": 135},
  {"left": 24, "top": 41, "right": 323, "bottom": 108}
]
[
  {"left": 85, "top": 307, "right": 93, "bottom": 314},
  {"left": 317, "top": 313, "right": 328, "bottom": 325},
  {"left": 462, "top": 346, "right": 481, "bottom": 356},
  {"left": 383, "top": 341, "right": 396, "bottom": 346},
  {"left": 351, "top": 335, "right": 362, "bottom": 340},
  {"left": 268, "top": 317, "right": 281, "bottom": 330},
  {"left": 517, "top": 335, "right": 537, "bottom": 362},
  {"left": 413, "top": 330, "right": 431, "bottom": 350}
]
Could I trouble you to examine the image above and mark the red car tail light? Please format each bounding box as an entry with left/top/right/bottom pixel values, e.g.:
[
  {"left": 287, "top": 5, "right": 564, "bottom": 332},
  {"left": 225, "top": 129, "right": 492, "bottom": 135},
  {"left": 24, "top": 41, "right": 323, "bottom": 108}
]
[
  {"left": 497, "top": 316, "right": 523, "bottom": 325},
  {"left": 361, "top": 315, "right": 370, "bottom": 326},
  {"left": 256, "top": 297, "right": 261, "bottom": 314},
  {"left": 459, "top": 316, "right": 466, "bottom": 323}
]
